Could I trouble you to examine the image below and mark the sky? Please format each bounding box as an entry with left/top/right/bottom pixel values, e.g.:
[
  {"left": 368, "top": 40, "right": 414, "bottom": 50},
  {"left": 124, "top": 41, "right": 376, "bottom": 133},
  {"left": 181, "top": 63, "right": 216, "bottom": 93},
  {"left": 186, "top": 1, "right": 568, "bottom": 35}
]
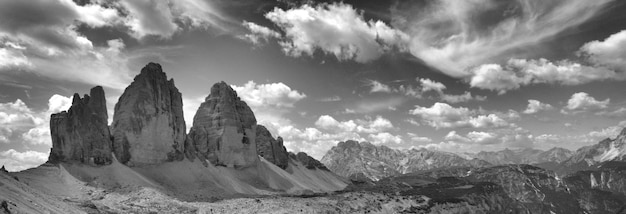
[{"left": 1, "top": 0, "right": 626, "bottom": 171}]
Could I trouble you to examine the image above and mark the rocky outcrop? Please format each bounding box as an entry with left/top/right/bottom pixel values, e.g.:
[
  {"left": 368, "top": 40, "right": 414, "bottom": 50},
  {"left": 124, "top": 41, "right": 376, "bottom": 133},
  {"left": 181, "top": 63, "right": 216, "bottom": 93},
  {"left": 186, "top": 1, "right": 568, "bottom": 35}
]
[
  {"left": 111, "top": 63, "right": 186, "bottom": 165},
  {"left": 185, "top": 82, "right": 258, "bottom": 168},
  {"left": 321, "top": 140, "right": 490, "bottom": 181},
  {"left": 48, "top": 86, "right": 113, "bottom": 165},
  {"left": 467, "top": 147, "right": 573, "bottom": 166},
  {"left": 255, "top": 125, "right": 289, "bottom": 169},
  {"left": 290, "top": 152, "right": 328, "bottom": 170}
]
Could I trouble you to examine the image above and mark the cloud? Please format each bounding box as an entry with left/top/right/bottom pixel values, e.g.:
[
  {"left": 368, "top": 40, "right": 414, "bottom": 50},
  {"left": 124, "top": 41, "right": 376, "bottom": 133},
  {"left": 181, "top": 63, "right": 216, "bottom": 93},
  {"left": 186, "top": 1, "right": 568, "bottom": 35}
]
[
  {"left": 277, "top": 125, "right": 364, "bottom": 159},
  {"left": 523, "top": 99, "right": 553, "bottom": 114},
  {"left": 0, "top": 44, "right": 31, "bottom": 69},
  {"left": 440, "top": 91, "right": 486, "bottom": 104},
  {"left": 315, "top": 115, "right": 357, "bottom": 132},
  {"left": 444, "top": 131, "right": 498, "bottom": 145},
  {"left": 232, "top": 81, "right": 307, "bottom": 108},
  {"left": 352, "top": 97, "right": 406, "bottom": 114},
  {"left": 239, "top": 21, "right": 281, "bottom": 45},
  {"left": 319, "top": 96, "right": 341, "bottom": 102},
  {"left": 118, "top": 0, "right": 235, "bottom": 39},
  {"left": 419, "top": 78, "right": 446, "bottom": 93},
  {"left": 0, "top": 149, "right": 48, "bottom": 172},
  {"left": 0, "top": 95, "right": 72, "bottom": 148},
  {"left": 565, "top": 92, "right": 609, "bottom": 112},
  {"left": 366, "top": 78, "right": 485, "bottom": 103},
  {"left": 231, "top": 81, "right": 306, "bottom": 136},
  {"left": 119, "top": 0, "right": 179, "bottom": 39},
  {"left": 580, "top": 30, "right": 626, "bottom": 72},
  {"left": 369, "top": 132, "right": 403, "bottom": 145},
  {"left": 410, "top": 102, "right": 511, "bottom": 129},
  {"left": 392, "top": 0, "right": 612, "bottom": 77},
  {"left": 0, "top": 0, "right": 135, "bottom": 89},
  {"left": 264, "top": 2, "right": 409, "bottom": 63},
  {"left": 365, "top": 80, "right": 392, "bottom": 93},
  {"left": 468, "top": 59, "right": 620, "bottom": 94},
  {"left": 314, "top": 115, "right": 393, "bottom": 134},
  {"left": 407, "top": 133, "right": 432, "bottom": 143}
]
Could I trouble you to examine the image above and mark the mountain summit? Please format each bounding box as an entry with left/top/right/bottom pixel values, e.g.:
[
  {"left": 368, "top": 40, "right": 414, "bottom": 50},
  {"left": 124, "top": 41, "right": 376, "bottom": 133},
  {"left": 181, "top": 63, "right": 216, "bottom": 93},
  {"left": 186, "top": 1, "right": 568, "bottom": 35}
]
[{"left": 111, "top": 62, "right": 186, "bottom": 165}]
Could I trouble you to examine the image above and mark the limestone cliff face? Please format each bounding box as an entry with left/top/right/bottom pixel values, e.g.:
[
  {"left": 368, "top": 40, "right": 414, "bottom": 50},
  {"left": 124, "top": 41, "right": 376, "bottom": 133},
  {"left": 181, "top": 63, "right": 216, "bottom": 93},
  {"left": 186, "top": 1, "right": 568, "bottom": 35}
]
[
  {"left": 185, "top": 82, "right": 258, "bottom": 167},
  {"left": 49, "top": 86, "right": 112, "bottom": 165},
  {"left": 256, "top": 125, "right": 289, "bottom": 169},
  {"left": 111, "top": 63, "right": 186, "bottom": 165}
]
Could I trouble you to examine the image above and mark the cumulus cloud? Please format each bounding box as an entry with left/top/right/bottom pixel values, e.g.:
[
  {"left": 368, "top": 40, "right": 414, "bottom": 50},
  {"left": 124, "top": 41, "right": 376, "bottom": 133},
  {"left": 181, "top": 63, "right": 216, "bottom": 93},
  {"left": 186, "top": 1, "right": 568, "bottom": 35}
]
[
  {"left": 580, "top": 30, "right": 626, "bottom": 72},
  {"left": 468, "top": 59, "right": 620, "bottom": 94},
  {"left": 239, "top": 21, "right": 281, "bottom": 45},
  {"left": 264, "top": 3, "right": 409, "bottom": 63},
  {"left": 565, "top": 92, "right": 609, "bottom": 112},
  {"left": 315, "top": 115, "right": 357, "bottom": 132},
  {"left": 419, "top": 78, "right": 446, "bottom": 93},
  {"left": 231, "top": 81, "right": 306, "bottom": 136},
  {"left": 314, "top": 115, "right": 393, "bottom": 134},
  {"left": 365, "top": 80, "right": 392, "bottom": 93},
  {"left": 369, "top": 132, "right": 403, "bottom": 145},
  {"left": 366, "top": 78, "right": 485, "bottom": 103},
  {"left": 0, "top": 149, "right": 48, "bottom": 172},
  {"left": 444, "top": 131, "right": 498, "bottom": 145},
  {"left": 277, "top": 125, "right": 364, "bottom": 159},
  {"left": 523, "top": 99, "right": 553, "bottom": 114},
  {"left": 232, "top": 81, "right": 307, "bottom": 108},
  {"left": 0, "top": 95, "right": 72, "bottom": 148},
  {"left": 0, "top": 94, "right": 73, "bottom": 171},
  {"left": 409, "top": 102, "right": 511, "bottom": 129}
]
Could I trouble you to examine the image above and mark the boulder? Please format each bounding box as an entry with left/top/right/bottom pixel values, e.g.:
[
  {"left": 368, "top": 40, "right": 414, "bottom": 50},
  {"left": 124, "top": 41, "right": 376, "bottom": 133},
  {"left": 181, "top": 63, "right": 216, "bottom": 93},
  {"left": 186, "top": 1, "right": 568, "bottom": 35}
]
[
  {"left": 185, "top": 82, "right": 258, "bottom": 168},
  {"left": 48, "top": 86, "right": 112, "bottom": 165},
  {"left": 256, "top": 125, "right": 289, "bottom": 169},
  {"left": 111, "top": 63, "right": 186, "bottom": 165}
]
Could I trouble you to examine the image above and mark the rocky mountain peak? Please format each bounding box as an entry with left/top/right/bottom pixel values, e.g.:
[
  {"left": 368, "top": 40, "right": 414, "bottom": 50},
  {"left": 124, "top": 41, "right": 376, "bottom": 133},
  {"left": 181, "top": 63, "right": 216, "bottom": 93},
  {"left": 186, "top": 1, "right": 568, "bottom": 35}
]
[
  {"left": 185, "top": 81, "right": 258, "bottom": 168},
  {"left": 290, "top": 152, "right": 328, "bottom": 170},
  {"left": 322, "top": 140, "right": 488, "bottom": 181},
  {"left": 256, "top": 125, "right": 289, "bottom": 169},
  {"left": 111, "top": 62, "right": 186, "bottom": 165},
  {"left": 49, "top": 86, "right": 112, "bottom": 165}
]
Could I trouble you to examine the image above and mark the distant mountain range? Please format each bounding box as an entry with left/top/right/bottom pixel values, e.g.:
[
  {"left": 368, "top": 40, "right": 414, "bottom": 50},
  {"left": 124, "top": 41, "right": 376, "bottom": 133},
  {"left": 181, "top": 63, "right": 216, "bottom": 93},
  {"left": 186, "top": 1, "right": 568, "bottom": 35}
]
[
  {"left": 321, "top": 140, "right": 490, "bottom": 181},
  {"left": 323, "top": 128, "right": 626, "bottom": 181}
]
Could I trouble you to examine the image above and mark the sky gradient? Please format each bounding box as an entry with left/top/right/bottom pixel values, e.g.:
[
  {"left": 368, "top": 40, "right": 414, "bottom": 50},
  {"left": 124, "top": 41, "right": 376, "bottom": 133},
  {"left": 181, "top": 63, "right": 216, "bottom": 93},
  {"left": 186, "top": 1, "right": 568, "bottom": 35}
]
[{"left": 1, "top": 0, "right": 626, "bottom": 171}]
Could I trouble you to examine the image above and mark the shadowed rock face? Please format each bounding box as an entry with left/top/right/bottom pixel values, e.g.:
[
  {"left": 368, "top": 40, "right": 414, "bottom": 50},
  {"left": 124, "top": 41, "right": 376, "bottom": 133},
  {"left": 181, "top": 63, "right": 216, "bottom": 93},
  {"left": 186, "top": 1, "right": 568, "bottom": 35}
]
[
  {"left": 256, "top": 125, "right": 289, "bottom": 169},
  {"left": 290, "top": 152, "right": 328, "bottom": 171},
  {"left": 49, "top": 86, "right": 112, "bottom": 165},
  {"left": 111, "top": 63, "right": 186, "bottom": 165},
  {"left": 185, "top": 81, "right": 258, "bottom": 168}
]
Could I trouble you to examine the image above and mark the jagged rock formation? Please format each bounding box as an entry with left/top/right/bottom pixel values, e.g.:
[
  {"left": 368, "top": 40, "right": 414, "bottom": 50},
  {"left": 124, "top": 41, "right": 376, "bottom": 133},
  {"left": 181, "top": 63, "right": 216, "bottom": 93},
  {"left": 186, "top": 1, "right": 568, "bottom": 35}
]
[
  {"left": 256, "top": 125, "right": 289, "bottom": 169},
  {"left": 185, "top": 82, "right": 258, "bottom": 168},
  {"left": 540, "top": 128, "right": 626, "bottom": 175},
  {"left": 290, "top": 152, "right": 328, "bottom": 170},
  {"left": 48, "top": 86, "right": 113, "bottom": 165},
  {"left": 111, "top": 63, "right": 186, "bottom": 165},
  {"left": 466, "top": 147, "right": 573, "bottom": 165},
  {"left": 321, "top": 140, "right": 489, "bottom": 180}
]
